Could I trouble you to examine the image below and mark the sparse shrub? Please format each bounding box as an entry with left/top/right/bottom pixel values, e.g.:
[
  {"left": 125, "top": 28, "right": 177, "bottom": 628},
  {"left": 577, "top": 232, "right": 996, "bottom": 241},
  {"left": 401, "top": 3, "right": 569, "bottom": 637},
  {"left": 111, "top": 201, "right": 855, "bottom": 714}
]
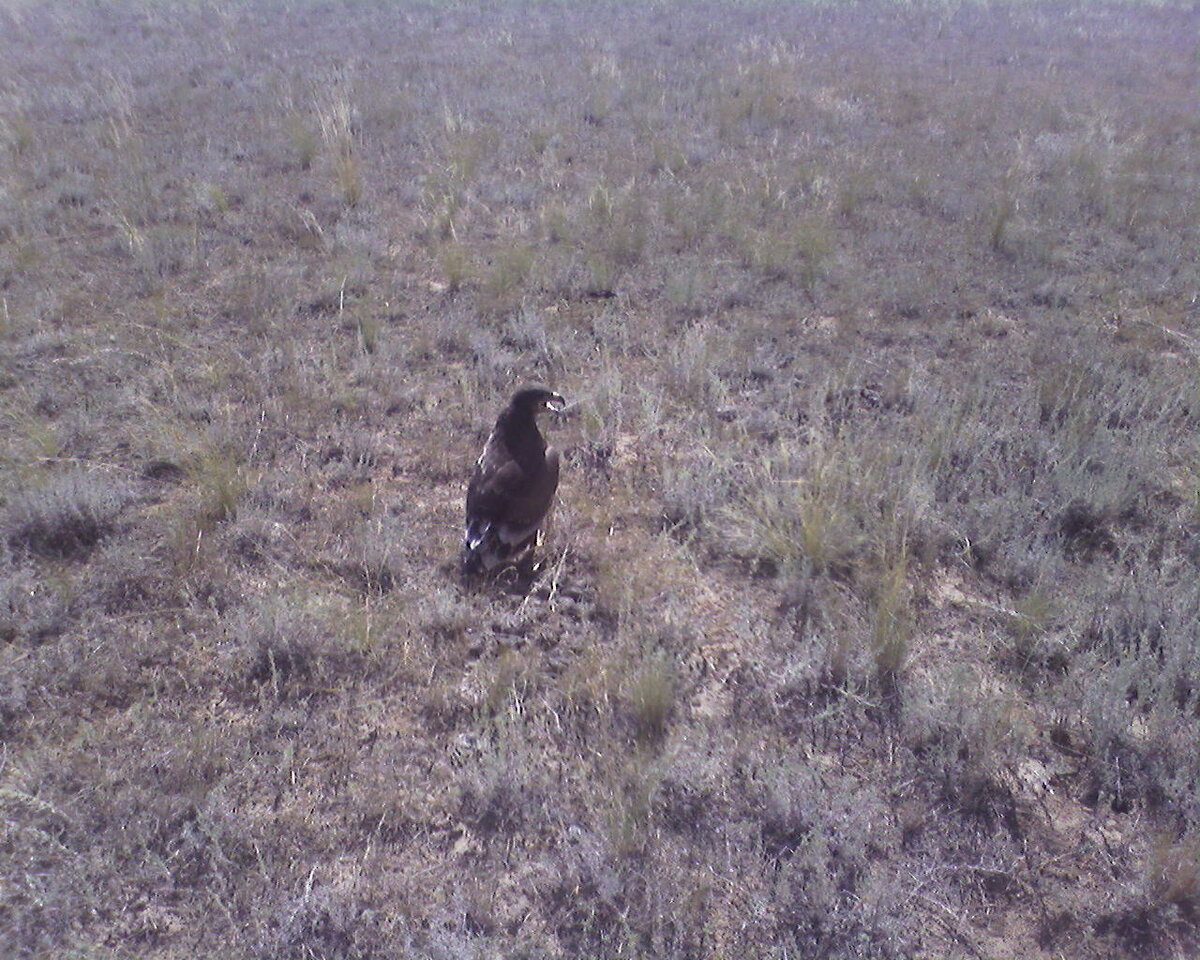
[
  {"left": 285, "top": 205, "right": 326, "bottom": 250},
  {"left": 625, "top": 652, "right": 675, "bottom": 746},
  {"left": 658, "top": 731, "right": 728, "bottom": 834},
  {"left": 989, "top": 191, "right": 1018, "bottom": 255},
  {"left": 316, "top": 87, "right": 362, "bottom": 207},
  {"left": 0, "top": 547, "right": 70, "bottom": 642},
  {"left": 284, "top": 112, "right": 320, "bottom": 170},
  {"left": 187, "top": 447, "right": 248, "bottom": 524},
  {"left": 347, "top": 516, "right": 400, "bottom": 595},
  {"left": 1005, "top": 586, "right": 1060, "bottom": 671},
  {"left": 908, "top": 664, "right": 1026, "bottom": 822},
  {"left": 480, "top": 648, "right": 529, "bottom": 716},
  {"left": 332, "top": 146, "right": 362, "bottom": 208},
  {"left": 1146, "top": 831, "right": 1200, "bottom": 913},
  {"left": 664, "top": 321, "right": 723, "bottom": 404},
  {"left": 356, "top": 312, "right": 380, "bottom": 355},
  {"left": 559, "top": 637, "right": 624, "bottom": 720},
  {"left": 714, "top": 55, "right": 796, "bottom": 140},
  {"left": 418, "top": 585, "right": 474, "bottom": 643},
  {"left": 737, "top": 218, "right": 832, "bottom": 294},
  {"left": 661, "top": 445, "right": 735, "bottom": 530},
  {"left": 421, "top": 178, "right": 464, "bottom": 243},
  {"left": 437, "top": 243, "right": 471, "bottom": 292},
  {"left": 338, "top": 594, "right": 404, "bottom": 660},
  {"left": 221, "top": 265, "right": 288, "bottom": 331},
  {"left": 234, "top": 595, "right": 350, "bottom": 701},
  {"left": 793, "top": 219, "right": 833, "bottom": 299},
  {"left": 836, "top": 165, "right": 877, "bottom": 219},
  {"left": 605, "top": 760, "right": 660, "bottom": 858},
  {"left": 1177, "top": 444, "right": 1200, "bottom": 520},
  {"left": 527, "top": 126, "right": 551, "bottom": 157},
  {"left": 598, "top": 191, "right": 647, "bottom": 268},
  {"left": 3, "top": 109, "right": 34, "bottom": 155},
  {"left": 481, "top": 245, "right": 534, "bottom": 313},
  {"left": 114, "top": 210, "right": 146, "bottom": 259},
  {"left": 720, "top": 444, "right": 864, "bottom": 576},
  {"left": 540, "top": 201, "right": 573, "bottom": 243},
  {"left": 84, "top": 532, "right": 173, "bottom": 616},
  {"left": 500, "top": 307, "right": 559, "bottom": 366},
  {"left": 583, "top": 253, "right": 619, "bottom": 298},
  {"left": 665, "top": 267, "right": 705, "bottom": 315},
  {"left": 456, "top": 724, "right": 547, "bottom": 835},
  {"left": 753, "top": 758, "right": 905, "bottom": 955},
  {"left": 444, "top": 125, "right": 489, "bottom": 184},
  {"left": 17, "top": 417, "right": 61, "bottom": 460},
  {"left": 648, "top": 135, "right": 687, "bottom": 176},
  {"left": 868, "top": 549, "right": 913, "bottom": 682},
  {"left": 4, "top": 470, "right": 131, "bottom": 560},
  {"left": 199, "top": 181, "right": 229, "bottom": 215}
]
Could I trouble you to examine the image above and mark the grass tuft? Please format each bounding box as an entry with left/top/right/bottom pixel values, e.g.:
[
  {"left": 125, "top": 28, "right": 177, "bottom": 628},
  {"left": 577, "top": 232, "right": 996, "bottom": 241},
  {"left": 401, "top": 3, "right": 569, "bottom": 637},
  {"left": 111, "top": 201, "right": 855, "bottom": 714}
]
[
  {"left": 626, "top": 652, "right": 676, "bottom": 746},
  {"left": 186, "top": 448, "right": 250, "bottom": 524}
]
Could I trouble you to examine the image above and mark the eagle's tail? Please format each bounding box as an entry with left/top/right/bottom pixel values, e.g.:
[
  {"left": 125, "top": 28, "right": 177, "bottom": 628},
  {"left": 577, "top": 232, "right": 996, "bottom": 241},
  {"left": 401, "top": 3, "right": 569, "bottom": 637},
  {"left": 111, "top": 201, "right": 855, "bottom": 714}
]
[
  {"left": 460, "top": 520, "right": 498, "bottom": 575},
  {"left": 461, "top": 520, "right": 536, "bottom": 578}
]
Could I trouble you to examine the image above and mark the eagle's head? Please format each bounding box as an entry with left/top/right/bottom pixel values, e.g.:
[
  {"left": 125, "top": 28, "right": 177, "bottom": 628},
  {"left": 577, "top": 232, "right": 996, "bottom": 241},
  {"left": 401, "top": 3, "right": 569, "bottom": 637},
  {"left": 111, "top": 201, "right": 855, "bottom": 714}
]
[{"left": 510, "top": 387, "right": 566, "bottom": 416}]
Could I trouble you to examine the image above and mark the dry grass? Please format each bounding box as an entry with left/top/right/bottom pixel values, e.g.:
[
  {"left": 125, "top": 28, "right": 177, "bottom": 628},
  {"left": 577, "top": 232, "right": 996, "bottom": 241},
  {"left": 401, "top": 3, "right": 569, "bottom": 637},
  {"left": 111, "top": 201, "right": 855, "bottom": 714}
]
[{"left": 2, "top": 1, "right": 1200, "bottom": 958}]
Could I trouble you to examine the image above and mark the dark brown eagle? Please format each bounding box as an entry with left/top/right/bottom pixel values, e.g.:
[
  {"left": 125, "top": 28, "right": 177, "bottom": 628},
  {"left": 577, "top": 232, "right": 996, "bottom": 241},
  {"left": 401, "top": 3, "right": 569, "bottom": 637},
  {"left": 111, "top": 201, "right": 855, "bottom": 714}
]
[{"left": 462, "top": 387, "right": 565, "bottom": 578}]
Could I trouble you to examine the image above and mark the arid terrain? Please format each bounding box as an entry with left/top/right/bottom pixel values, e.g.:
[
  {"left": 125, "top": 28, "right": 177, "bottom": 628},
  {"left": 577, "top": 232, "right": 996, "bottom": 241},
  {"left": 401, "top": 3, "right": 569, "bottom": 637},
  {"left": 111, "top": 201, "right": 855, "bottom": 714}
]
[{"left": 2, "top": 1, "right": 1199, "bottom": 957}]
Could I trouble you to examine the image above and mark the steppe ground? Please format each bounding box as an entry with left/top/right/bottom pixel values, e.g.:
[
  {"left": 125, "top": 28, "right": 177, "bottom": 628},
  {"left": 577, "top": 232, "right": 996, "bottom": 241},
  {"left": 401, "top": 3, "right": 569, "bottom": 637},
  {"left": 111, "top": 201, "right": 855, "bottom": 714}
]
[{"left": 2, "top": 1, "right": 1199, "bottom": 957}]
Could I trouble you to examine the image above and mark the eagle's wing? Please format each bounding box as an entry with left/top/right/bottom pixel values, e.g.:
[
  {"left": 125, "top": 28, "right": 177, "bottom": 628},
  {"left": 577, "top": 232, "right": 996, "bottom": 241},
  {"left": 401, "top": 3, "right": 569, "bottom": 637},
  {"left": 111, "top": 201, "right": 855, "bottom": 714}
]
[
  {"left": 466, "top": 458, "right": 526, "bottom": 518},
  {"left": 468, "top": 449, "right": 558, "bottom": 526}
]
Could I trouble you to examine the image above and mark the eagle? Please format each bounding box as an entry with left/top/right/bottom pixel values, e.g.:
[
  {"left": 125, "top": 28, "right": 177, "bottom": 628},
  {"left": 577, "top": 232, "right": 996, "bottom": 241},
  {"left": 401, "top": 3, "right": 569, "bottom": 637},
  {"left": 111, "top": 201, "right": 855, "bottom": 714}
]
[{"left": 462, "top": 387, "right": 565, "bottom": 579}]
